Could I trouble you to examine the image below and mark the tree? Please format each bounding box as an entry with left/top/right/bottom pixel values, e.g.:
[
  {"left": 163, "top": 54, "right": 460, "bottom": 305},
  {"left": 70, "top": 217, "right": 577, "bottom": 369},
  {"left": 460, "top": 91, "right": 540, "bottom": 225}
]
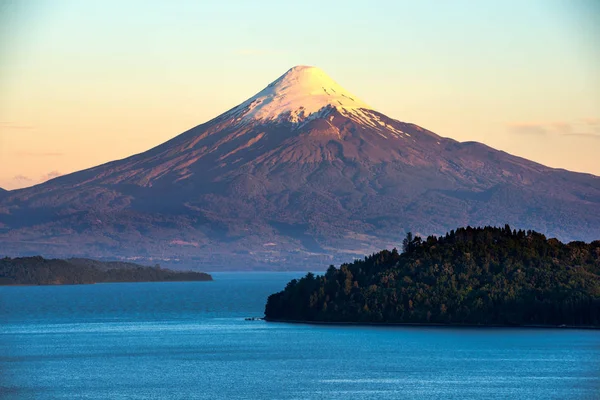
[{"left": 403, "top": 232, "right": 414, "bottom": 253}]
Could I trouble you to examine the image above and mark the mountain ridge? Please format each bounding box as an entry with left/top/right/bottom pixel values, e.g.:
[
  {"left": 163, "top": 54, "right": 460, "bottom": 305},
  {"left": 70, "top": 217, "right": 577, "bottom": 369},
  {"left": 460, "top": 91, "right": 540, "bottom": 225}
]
[{"left": 1, "top": 66, "right": 599, "bottom": 269}]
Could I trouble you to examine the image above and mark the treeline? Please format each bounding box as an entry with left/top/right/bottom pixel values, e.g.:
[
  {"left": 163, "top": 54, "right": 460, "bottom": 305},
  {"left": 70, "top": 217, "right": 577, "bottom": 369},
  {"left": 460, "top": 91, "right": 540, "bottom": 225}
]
[
  {"left": 0, "top": 256, "right": 212, "bottom": 285},
  {"left": 265, "top": 225, "right": 600, "bottom": 327}
]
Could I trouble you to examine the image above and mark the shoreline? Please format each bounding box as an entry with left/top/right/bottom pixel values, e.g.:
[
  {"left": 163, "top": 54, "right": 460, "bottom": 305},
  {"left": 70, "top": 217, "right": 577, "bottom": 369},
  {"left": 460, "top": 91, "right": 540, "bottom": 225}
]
[
  {"left": 263, "top": 318, "right": 600, "bottom": 330},
  {"left": 0, "top": 278, "right": 213, "bottom": 287}
]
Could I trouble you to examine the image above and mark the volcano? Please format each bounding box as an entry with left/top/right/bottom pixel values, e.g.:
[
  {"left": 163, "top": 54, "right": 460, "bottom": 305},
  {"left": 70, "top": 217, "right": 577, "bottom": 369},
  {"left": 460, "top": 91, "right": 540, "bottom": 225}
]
[{"left": 2, "top": 66, "right": 599, "bottom": 269}]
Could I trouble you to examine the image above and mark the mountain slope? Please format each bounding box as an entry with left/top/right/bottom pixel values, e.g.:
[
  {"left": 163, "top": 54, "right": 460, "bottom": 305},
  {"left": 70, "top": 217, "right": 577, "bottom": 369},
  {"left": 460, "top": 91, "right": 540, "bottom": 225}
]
[{"left": 1, "top": 66, "right": 599, "bottom": 269}]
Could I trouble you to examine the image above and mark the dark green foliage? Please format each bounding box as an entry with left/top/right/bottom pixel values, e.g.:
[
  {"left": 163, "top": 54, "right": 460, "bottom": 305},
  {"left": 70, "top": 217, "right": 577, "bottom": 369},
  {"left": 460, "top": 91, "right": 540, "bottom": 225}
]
[
  {"left": 0, "top": 256, "right": 212, "bottom": 285},
  {"left": 265, "top": 226, "right": 600, "bottom": 327}
]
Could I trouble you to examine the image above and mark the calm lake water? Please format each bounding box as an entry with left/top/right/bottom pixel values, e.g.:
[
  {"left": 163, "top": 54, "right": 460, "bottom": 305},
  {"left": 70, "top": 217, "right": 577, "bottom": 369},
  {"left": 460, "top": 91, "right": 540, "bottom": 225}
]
[{"left": 1, "top": 272, "right": 599, "bottom": 399}]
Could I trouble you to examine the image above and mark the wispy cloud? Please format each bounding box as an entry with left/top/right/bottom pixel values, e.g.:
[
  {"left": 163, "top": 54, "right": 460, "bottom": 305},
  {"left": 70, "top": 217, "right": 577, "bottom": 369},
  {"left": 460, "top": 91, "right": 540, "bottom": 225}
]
[
  {"left": 550, "top": 121, "right": 573, "bottom": 135},
  {"left": 0, "top": 122, "right": 35, "bottom": 131},
  {"left": 507, "top": 118, "right": 600, "bottom": 139},
  {"left": 563, "top": 133, "right": 600, "bottom": 140},
  {"left": 40, "top": 171, "right": 62, "bottom": 181},
  {"left": 506, "top": 122, "right": 549, "bottom": 136},
  {"left": 583, "top": 117, "right": 600, "bottom": 126},
  {"left": 3, "top": 171, "right": 62, "bottom": 190},
  {"left": 11, "top": 175, "right": 34, "bottom": 184}
]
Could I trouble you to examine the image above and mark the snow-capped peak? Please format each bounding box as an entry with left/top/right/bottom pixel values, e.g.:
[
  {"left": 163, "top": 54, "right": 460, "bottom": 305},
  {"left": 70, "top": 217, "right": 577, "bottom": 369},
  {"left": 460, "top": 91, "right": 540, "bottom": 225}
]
[{"left": 233, "top": 66, "right": 372, "bottom": 124}]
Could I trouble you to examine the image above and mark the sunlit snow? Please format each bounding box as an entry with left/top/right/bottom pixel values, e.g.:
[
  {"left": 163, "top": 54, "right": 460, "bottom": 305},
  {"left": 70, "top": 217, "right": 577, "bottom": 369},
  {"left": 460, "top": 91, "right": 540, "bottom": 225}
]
[{"left": 229, "top": 65, "right": 373, "bottom": 125}]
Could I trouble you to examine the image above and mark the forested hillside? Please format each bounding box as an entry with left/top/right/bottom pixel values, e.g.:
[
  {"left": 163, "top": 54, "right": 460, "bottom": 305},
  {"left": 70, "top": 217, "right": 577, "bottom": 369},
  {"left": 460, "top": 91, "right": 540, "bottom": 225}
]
[
  {"left": 265, "top": 226, "right": 600, "bottom": 327},
  {"left": 0, "top": 256, "right": 212, "bottom": 285}
]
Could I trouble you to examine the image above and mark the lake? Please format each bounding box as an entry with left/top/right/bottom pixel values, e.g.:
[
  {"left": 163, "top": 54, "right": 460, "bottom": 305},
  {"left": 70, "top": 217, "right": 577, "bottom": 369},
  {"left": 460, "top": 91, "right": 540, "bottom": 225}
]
[{"left": 1, "top": 272, "right": 599, "bottom": 399}]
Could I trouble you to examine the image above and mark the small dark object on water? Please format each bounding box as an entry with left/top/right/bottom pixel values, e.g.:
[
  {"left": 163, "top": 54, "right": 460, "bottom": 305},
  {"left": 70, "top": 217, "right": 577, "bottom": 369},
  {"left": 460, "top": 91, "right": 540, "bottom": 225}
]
[{"left": 245, "top": 317, "right": 263, "bottom": 321}]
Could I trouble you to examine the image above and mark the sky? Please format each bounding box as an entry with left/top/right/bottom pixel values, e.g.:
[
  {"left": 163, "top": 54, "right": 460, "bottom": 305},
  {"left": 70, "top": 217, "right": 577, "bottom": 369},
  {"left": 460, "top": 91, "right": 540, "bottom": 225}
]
[{"left": 0, "top": 0, "right": 599, "bottom": 190}]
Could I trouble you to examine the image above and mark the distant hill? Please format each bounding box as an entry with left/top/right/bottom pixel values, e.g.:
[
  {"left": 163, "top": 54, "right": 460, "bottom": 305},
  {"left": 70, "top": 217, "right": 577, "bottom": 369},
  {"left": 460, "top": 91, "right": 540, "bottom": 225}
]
[
  {"left": 265, "top": 226, "right": 600, "bottom": 327},
  {"left": 1, "top": 66, "right": 599, "bottom": 269},
  {"left": 0, "top": 256, "right": 212, "bottom": 285}
]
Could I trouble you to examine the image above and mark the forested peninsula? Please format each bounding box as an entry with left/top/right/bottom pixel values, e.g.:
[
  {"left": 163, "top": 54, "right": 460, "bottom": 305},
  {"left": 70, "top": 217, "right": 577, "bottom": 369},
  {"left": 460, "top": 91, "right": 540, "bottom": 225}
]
[
  {"left": 0, "top": 256, "right": 212, "bottom": 285},
  {"left": 265, "top": 226, "right": 600, "bottom": 327}
]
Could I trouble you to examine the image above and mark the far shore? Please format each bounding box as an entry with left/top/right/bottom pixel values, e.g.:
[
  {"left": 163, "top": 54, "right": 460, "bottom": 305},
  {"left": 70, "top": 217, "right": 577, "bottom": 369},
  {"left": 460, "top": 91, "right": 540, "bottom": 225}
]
[
  {"left": 262, "top": 318, "right": 600, "bottom": 331},
  {"left": 0, "top": 279, "right": 213, "bottom": 287}
]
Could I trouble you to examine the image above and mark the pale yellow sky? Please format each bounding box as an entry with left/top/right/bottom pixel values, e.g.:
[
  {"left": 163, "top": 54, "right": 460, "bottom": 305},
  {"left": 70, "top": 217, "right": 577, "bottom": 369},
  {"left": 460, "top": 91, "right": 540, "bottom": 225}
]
[{"left": 1, "top": 1, "right": 599, "bottom": 190}]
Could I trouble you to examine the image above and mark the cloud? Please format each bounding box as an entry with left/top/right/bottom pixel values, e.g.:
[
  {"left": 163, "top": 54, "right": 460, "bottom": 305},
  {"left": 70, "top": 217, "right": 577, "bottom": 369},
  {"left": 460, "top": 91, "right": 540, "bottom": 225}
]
[
  {"left": 507, "top": 118, "right": 600, "bottom": 139},
  {"left": 550, "top": 121, "right": 573, "bottom": 135},
  {"left": 0, "top": 122, "right": 35, "bottom": 131},
  {"left": 563, "top": 133, "right": 600, "bottom": 140},
  {"left": 581, "top": 118, "right": 600, "bottom": 135},
  {"left": 583, "top": 117, "right": 600, "bottom": 126},
  {"left": 11, "top": 175, "right": 34, "bottom": 184},
  {"left": 3, "top": 171, "right": 62, "bottom": 190},
  {"left": 40, "top": 171, "right": 62, "bottom": 181},
  {"left": 506, "top": 122, "right": 549, "bottom": 136}
]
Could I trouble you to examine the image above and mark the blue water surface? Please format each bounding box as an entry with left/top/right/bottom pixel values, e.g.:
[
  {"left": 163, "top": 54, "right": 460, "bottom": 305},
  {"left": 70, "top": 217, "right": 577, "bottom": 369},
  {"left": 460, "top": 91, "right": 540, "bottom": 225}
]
[{"left": 1, "top": 272, "right": 599, "bottom": 399}]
